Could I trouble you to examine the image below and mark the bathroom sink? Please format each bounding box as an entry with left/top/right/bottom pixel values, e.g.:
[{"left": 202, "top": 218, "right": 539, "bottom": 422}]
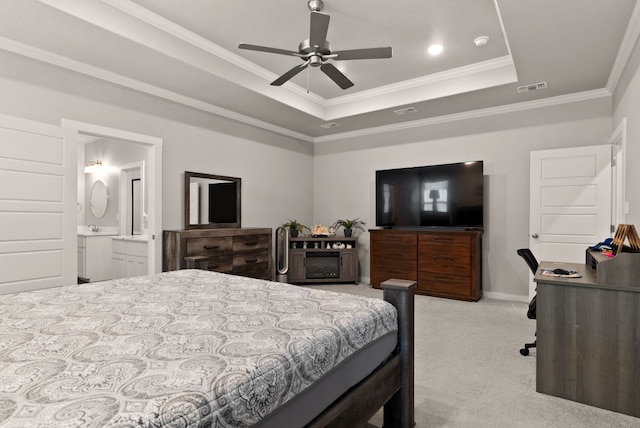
[{"left": 78, "top": 231, "right": 117, "bottom": 237}]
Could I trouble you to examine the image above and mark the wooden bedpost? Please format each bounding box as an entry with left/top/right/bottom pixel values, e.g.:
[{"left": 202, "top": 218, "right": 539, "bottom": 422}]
[
  {"left": 304, "top": 279, "right": 415, "bottom": 428},
  {"left": 382, "top": 279, "right": 416, "bottom": 428}
]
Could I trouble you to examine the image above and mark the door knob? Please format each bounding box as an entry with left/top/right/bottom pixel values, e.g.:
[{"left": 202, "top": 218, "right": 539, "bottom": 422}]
[{"left": 531, "top": 233, "right": 539, "bottom": 239}]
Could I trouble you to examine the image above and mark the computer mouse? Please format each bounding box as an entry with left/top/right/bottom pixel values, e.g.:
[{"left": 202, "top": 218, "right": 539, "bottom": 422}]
[{"left": 553, "top": 268, "right": 571, "bottom": 275}]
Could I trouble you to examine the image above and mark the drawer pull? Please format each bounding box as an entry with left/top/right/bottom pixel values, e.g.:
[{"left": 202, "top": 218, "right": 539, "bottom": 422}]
[
  {"left": 204, "top": 245, "right": 220, "bottom": 250},
  {"left": 388, "top": 270, "right": 404, "bottom": 275},
  {"left": 434, "top": 237, "right": 454, "bottom": 242},
  {"left": 244, "top": 242, "right": 258, "bottom": 246},
  {"left": 209, "top": 264, "right": 220, "bottom": 269},
  {"left": 435, "top": 275, "right": 455, "bottom": 280},
  {"left": 434, "top": 256, "right": 454, "bottom": 261},
  {"left": 245, "top": 259, "right": 258, "bottom": 264}
]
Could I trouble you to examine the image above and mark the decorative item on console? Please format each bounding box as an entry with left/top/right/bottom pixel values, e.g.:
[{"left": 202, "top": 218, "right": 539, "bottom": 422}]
[
  {"left": 310, "top": 224, "right": 332, "bottom": 237},
  {"left": 280, "top": 219, "right": 309, "bottom": 237},
  {"left": 333, "top": 218, "right": 366, "bottom": 237}
]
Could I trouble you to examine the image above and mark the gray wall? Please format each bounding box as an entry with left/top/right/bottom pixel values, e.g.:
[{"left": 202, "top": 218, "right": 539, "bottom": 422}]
[
  {"left": 0, "top": 51, "right": 315, "bottom": 238},
  {"left": 2, "top": 39, "right": 640, "bottom": 301},
  {"left": 613, "top": 29, "right": 640, "bottom": 228},
  {"left": 313, "top": 99, "right": 613, "bottom": 301}
]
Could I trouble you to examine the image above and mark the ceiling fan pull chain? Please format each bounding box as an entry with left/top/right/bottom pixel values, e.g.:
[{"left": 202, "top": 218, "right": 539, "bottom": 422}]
[{"left": 307, "top": 65, "right": 311, "bottom": 93}]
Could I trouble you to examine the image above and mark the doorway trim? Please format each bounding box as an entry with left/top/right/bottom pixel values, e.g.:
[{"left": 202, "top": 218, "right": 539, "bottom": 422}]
[
  {"left": 62, "top": 119, "right": 163, "bottom": 274},
  {"left": 119, "top": 161, "right": 145, "bottom": 236},
  {"left": 609, "top": 117, "right": 627, "bottom": 226}
]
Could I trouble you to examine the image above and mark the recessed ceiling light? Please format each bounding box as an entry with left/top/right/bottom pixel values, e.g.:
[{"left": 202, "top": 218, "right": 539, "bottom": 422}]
[
  {"left": 427, "top": 44, "right": 444, "bottom": 56},
  {"left": 474, "top": 36, "right": 489, "bottom": 47},
  {"left": 320, "top": 122, "right": 341, "bottom": 129},
  {"left": 393, "top": 107, "right": 418, "bottom": 116}
]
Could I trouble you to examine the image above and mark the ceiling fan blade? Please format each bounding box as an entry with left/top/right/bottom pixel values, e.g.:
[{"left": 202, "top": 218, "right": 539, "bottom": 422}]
[
  {"left": 320, "top": 63, "right": 354, "bottom": 89},
  {"left": 271, "top": 62, "right": 309, "bottom": 86},
  {"left": 309, "top": 12, "right": 330, "bottom": 49},
  {"left": 333, "top": 47, "right": 393, "bottom": 60},
  {"left": 238, "top": 43, "right": 299, "bottom": 57}
]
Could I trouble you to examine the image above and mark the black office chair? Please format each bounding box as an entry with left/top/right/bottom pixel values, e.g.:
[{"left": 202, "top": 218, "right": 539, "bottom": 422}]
[{"left": 517, "top": 248, "right": 538, "bottom": 356}]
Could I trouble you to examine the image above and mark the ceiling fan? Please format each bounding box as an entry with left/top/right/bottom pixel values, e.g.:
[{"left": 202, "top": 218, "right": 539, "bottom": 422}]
[{"left": 238, "top": 0, "right": 392, "bottom": 90}]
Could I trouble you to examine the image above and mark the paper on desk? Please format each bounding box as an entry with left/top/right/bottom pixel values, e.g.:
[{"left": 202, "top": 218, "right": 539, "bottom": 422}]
[{"left": 540, "top": 268, "right": 582, "bottom": 278}]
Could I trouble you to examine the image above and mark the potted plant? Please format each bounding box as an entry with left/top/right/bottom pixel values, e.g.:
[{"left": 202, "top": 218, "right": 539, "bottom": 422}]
[
  {"left": 333, "top": 218, "right": 366, "bottom": 237},
  {"left": 281, "top": 219, "right": 309, "bottom": 237}
]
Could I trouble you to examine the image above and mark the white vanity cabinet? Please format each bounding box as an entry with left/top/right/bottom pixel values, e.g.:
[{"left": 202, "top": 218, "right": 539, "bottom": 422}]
[
  {"left": 77, "top": 235, "right": 114, "bottom": 282},
  {"left": 112, "top": 238, "right": 148, "bottom": 279}
]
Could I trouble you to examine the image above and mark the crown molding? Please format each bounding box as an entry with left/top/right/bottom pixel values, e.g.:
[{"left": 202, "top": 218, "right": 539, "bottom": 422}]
[
  {"left": 0, "top": 32, "right": 611, "bottom": 147},
  {"left": 323, "top": 56, "right": 517, "bottom": 120},
  {"left": 606, "top": 0, "right": 640, "bottom": 93},
  {"left": 0, "top": 36, "right": 314, "bottom": 143},
  {"left": 313, "top": 88, "right": 612, "bottom": 143},
  {"left": 45, "top": 0, "right": 515, "bottom": 121}
]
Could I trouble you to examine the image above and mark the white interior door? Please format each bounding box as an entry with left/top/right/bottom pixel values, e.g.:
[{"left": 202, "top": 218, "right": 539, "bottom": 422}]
[
  {"left": 0, "top": 114, "right": 77, "bottom": 294},
  {"left": 529, "top": 145, "right": 612, "bottom": 297}
]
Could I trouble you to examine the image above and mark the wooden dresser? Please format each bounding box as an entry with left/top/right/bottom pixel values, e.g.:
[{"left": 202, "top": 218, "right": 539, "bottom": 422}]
[
  {"left": 370, "top": 229, "right": 482, "bottom": 301},
  {"left": 163, "top": 228, "right": 272, "bottom": 280}
]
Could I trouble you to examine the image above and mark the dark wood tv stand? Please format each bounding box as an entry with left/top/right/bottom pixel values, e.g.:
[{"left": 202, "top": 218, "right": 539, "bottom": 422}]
[{"left": 370, "top": 228, "right": 482, "bottom": 301}]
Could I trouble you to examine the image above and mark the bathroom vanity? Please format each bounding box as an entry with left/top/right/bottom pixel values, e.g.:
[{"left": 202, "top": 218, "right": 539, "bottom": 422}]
[
  {"left": 111, "top": 236, "right": 148, "bottom": 279},
  {"left": 77, "top": 232, "right": 117, "bottom": 282}
]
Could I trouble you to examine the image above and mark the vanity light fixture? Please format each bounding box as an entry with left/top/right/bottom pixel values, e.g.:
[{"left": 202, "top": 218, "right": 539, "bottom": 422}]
[{"left": 84, "top": 160, "right": 103, "bottom": 174}]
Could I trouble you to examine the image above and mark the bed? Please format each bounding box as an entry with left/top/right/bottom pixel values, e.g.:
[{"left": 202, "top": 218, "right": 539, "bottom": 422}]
[{"left": 0, "top": 270, "right": 414, "bottom": 427}]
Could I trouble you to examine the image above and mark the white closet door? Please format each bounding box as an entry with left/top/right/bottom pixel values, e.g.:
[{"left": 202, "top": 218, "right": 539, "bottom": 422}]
[
  {"left": 0, "top": 113, "right": 77, "bottom": 294},
  {"left": 529, "top": 145, "right": 612, "bottom": 297}
]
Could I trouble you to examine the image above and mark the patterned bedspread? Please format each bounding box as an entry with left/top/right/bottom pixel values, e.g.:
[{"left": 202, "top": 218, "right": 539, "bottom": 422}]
[{"left": 0, "top": 270, "right": 398, "bottom": 427}]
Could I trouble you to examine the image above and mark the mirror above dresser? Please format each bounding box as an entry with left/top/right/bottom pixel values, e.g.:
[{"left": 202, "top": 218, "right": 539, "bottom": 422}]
[
  {"left": 184, "top": 171, "right": 241, "bottom": 229},
  {"left": 164, "top": 171, "right": 272, "bottom": 280}
]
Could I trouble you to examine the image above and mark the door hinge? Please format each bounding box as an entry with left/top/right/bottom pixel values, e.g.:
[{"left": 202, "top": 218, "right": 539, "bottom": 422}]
[
  {"left": 611, "top": 156, "right": 617, "bottom": 167},
  {"left": 611, "top": 224, "right": 615, "bottom": 234}
]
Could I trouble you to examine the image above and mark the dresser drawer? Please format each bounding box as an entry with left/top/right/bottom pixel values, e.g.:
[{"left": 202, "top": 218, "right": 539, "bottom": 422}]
[
  {"left": 420, "top": 233, "right": 470, "bottom": 247},
  {"left": 204, "top": 255, "right": 233, "bottom": 272},
  {"left": 233, "top": 249, "right": 270, "bottom": 269},
  {"left": 372, "top": 248, "right": 417, "bottom": 262},
  {"left": 371, "top": 257, "right": 417, "bottom": 271},
  {"left": 234, "top": 263, "right": 270, "bottom": 280},
  {"left": 419, "top": 235, "right": 471, "bottom": 275},
  {"left": 419, "top": 253, "right": 471, "bottom": 275},
  {"left": 233, "top": 234, "right": 270, "bottom": 252},
  {"left": 185, "top": 237, "right": 232, "bottom": 256},
  {"left": 371, "top": 233, "right": 417, "bottom": 260},
  {"left": 418, "top": 272, "right": 471, "bottom": 296},
  {"left": 418, "top": 260, "right": 471, "bottom": 281}
]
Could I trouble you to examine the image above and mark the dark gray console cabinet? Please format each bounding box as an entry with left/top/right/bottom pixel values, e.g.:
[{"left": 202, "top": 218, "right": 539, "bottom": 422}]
[{"left": 287, "top": 236, "right": 358, "bottom": 284}]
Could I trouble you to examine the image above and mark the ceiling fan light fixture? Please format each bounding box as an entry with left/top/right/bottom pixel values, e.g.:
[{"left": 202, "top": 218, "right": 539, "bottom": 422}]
[
  {"left": 238, "top": 1, "right": 391, "bottom": 90},
  {"left": 427, "top": 44, "right": 444, "bottom": 56},
  {"left": 308, "top": 0, "right": 324, "bottom": 12}
]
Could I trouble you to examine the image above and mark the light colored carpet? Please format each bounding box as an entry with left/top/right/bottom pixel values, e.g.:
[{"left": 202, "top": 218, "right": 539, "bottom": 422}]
[{"left": 309, "top": 283, "right": 640, "bottom": 428}]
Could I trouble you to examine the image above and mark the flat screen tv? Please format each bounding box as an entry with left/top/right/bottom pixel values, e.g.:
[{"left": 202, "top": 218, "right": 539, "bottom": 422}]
[{"left": 376, "top": 161, "right": 484, "bottom": 229}]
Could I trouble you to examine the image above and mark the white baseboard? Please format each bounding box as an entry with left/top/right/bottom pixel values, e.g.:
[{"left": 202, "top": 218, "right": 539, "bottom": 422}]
[
  {"left": 483, "top": 291, "right": 529, "bottom": 303},
  {"left": 363, "top": 277, "right": 529, "bottom": 303}
]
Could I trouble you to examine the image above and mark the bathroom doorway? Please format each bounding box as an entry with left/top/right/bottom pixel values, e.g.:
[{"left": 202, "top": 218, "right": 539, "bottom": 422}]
[{"left": 64, "top": 119, "right": 163, "bottom": 275}]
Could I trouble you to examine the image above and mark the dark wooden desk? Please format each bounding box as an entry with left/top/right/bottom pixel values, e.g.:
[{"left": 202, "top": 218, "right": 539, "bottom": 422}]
[{"left": 534, "top": 261, "right": 640, "bottom": 418}]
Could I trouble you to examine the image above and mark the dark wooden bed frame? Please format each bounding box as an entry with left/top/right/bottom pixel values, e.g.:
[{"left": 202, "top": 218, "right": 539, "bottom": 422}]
[{"left": 306, "top": 279, "right": 415, "bottom": 428}]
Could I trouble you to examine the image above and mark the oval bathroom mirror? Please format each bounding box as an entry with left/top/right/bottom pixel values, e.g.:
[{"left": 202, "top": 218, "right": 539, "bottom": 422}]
[{"left": 90, "top": 180, "right": 109, "bottom": 218}]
